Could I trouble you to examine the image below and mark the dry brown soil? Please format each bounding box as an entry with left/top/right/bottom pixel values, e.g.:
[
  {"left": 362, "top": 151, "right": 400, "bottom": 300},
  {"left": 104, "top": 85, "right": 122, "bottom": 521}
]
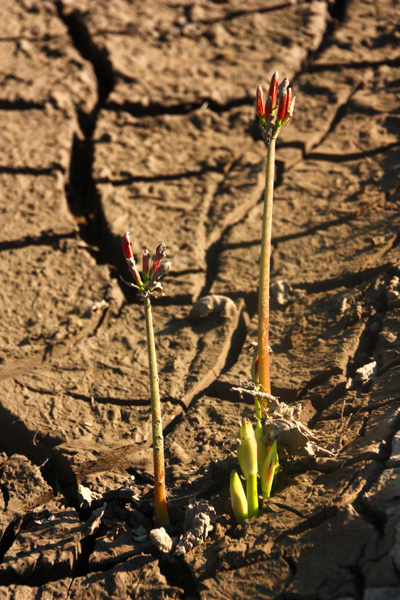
[{"left": 1, "top": 0, "right": 400, "bottom": 598}]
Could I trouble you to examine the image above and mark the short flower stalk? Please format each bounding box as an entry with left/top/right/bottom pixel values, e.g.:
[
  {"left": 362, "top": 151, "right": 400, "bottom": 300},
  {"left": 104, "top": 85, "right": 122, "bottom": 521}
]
[
  {"left": 230, "top": 471, "right": 248, "bottom": 523},
  {"left": 230, "top": 72, "right": 295, "bottom": 523},
  {"left": 237, "top": 420, "right": 259, "bottom": 518},
  {"left": 231, "top": 419, "right": 280, "bottom": 521},
  {"left": 260, "top": 440, "right": 279, "bottom": 500},
  {"left": 122, "top": 232, "right": 171, "bottom": 527}
]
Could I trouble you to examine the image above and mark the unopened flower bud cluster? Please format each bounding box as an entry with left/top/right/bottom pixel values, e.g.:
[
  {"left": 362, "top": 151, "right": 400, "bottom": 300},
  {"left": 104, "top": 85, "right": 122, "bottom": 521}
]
[
  {"left": 122, "top": 232, "right": 171, "bottom": 296},
  {"left": 256, "top": 71, "right": 295, "bottom": 142}
]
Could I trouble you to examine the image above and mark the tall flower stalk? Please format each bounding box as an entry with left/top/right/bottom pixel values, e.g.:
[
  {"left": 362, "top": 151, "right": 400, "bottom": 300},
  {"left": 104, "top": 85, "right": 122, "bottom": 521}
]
[
  {"left": 257, "top": 72, "right": 295, "bottom": 404},
  {"left": 230, "top": 72, "right": 295, "bottom": 523},
  {"left": 122, "top": 233, "right": 171, "bottom": 526}
]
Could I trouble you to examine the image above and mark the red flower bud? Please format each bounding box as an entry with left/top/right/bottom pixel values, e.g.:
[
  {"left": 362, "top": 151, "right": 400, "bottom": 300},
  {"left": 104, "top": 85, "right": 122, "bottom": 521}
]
[
  {"left": 286, "top": 94, "right": 295, "bottom": 122},
  {"left": 277, "top": 91, "right": 287, "bottom": 122},
  {"left": 151, "top": 261, "right": 172, "bottom": 282},
  {"left": 142, "top": 249, "right": 150, "bottom": 278},
  {"left": 264, "top": 96, "right": 273, "bottom": 121},
  {"left": 251, "top": 354, "right": 259, "bottom": 382},
  {"left": 268, "top": 72, "right": 279, "bottom": 109},
  {"left": 126, "top": 258, "right": 142, "bottom": 285},
  {"left": 121, "top": 232, "right": 134, "bottom": 261},
  {"left": 256, "top": 86, "right": 265, "bottom": 118},
  {"left": 286, "top": 87, "right": 293, "bottom": 116},
  {"left": 152, "top": 242, "right": 166, "bottom": 275}
]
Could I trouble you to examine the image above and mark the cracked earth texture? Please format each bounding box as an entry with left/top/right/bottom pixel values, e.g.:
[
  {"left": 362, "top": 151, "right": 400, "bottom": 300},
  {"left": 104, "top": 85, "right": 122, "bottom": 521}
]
[{"left": 0, "top": 0, "right": 400, "bottom": 598}]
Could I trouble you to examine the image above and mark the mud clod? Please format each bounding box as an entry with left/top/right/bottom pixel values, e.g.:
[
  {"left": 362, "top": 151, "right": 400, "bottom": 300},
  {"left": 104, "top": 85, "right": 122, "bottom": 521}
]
[{"left": 175, "top": 500, "right": 216, "bottom": 556}]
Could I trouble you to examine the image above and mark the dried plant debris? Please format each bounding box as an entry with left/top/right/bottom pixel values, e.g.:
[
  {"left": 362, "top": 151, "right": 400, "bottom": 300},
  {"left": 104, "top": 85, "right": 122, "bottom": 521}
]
[
  {"left": 261, "top": 406, "right": 335, "bottom": 458},
  {"left": 233, "top": 381, "right": 334, "bottom": 458}
]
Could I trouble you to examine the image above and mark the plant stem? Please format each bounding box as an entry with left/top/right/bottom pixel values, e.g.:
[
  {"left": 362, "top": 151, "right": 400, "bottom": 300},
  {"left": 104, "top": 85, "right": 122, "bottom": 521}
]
[
  {"left": 258, "top": 136, "right": 276, "bottom": 399},
  {"left": 143, "top": 294, "right": 169, "bottom": 527},
  {"left": 246, "top": 474, "right": 259, "bottom": 518}
]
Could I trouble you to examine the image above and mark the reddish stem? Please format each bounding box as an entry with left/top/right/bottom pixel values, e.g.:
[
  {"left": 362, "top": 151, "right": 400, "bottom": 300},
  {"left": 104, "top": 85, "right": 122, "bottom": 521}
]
[{"left": 144, "top": 294, "right": 169, "bottom": 526}]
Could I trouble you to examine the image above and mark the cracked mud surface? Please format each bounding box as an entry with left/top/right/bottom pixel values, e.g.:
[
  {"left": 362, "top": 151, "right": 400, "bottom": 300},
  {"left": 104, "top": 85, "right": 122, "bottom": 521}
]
[{"left": 1, "top": 0, "right": 400, "bottom": 598}]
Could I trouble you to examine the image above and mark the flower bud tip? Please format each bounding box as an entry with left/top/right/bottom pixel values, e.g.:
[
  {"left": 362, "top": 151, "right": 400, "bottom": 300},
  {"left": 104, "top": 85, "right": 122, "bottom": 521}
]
[
  {"left": 142, "top": 249, "right": 150, "bottom": 281},
  {"left": 122, "top": 232, "right": 134, "bottom": 261},
  {"left": 256, "top": 86, "right": 265, "bottom": 118},
  {"left": 268, "top": 72, "right": 279, "bottom": 108},
  {"left": 152, "top": 242, "right": 167, "bottom": 275},
  {"left": 151, "top": 260, "right": 172, "bottom": 283}
]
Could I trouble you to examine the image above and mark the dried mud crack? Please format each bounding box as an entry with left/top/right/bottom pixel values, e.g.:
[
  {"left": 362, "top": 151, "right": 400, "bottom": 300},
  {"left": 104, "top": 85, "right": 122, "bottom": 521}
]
[
  {"left": 106, "top": 95, "right": 255, "bottom": 119},
  {"left": 56, "top": 0, "right": 116, "bottom": 267}
]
